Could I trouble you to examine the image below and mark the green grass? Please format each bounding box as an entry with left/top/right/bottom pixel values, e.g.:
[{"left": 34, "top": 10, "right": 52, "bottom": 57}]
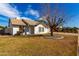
[{"left": 0, "top": 34, "right": 78, "bottom": 56}]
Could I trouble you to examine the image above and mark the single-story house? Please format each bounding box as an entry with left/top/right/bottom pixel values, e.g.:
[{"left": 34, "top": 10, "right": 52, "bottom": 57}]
[{"left": 5, "top": 18, "right": 50, "bottom": 35}]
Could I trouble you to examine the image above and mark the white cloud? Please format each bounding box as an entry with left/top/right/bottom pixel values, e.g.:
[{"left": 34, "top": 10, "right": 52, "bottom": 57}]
[
  {"left": 25, "top": 5, "right": 40, "bottom": 19},
  {"left": 0, "top": 3, "right": 20, "bottom": 18},
  {"left": 21, "top": 17, "right": 34, "bottom": 21}
]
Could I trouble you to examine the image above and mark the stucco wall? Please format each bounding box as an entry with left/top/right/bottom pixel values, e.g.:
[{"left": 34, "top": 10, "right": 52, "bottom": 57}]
[
  {"left": 13, "top": 27, "right": 19, "bottom": 35},
  {"left": 8, "top": 25, "right": 31, "bottom": 35},
  {"left": 34, "top": 24, "right": 50, "bottom": 34},
  {"left": 8, "top": 22, "right": 50, "bottom": 35}
]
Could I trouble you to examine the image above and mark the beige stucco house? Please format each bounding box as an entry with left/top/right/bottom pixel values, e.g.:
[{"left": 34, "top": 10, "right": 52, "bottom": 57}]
[{"left": 5, "top": 18, "right": 50, "bottom": 35}]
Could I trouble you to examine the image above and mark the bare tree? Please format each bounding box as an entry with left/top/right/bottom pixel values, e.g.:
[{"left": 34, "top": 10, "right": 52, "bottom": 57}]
[{"left": 40, "top": 3, "right": 66, "bottom": 36}]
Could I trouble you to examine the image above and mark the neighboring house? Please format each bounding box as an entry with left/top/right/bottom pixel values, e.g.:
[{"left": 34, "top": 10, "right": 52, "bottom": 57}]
[{"left": 5, "top": 18, "right": 50, "bottom": 35}]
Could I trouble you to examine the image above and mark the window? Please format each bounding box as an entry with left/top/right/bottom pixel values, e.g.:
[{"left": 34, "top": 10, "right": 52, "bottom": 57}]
[
  {"left": 41, "top": 27, "right": 44, "bottom": 32},
  {"left": 39, "top": 27, "right": 44, "bottom": 32}
]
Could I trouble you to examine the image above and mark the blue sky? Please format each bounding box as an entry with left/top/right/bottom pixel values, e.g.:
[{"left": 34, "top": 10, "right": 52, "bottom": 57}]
[{"left": 0, "top": 3, "right": 79, "bottom": 28}]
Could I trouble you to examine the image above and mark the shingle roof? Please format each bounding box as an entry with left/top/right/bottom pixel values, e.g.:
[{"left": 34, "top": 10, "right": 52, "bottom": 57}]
[
  {"left": 10, "top": 18, "right": 39, "bottom": 26},
  {"left": 10, "top": 18, "right": 49, "bottom": 27},
  {"left": 22, "top": 19, "right": 39, "bottom": 26},
  {"left": 11, "top": 18, "right": 26, "bottom": 26}
]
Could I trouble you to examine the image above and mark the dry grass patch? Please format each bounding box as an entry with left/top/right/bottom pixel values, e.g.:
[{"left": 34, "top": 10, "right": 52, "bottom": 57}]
[{"left": 0, "top": 35, "right": 77, "bottom": 56}]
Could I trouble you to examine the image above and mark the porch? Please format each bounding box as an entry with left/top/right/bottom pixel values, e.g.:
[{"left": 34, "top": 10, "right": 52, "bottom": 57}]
[{"left": 16, "top": 25, "right": 34, "bottom": 35}]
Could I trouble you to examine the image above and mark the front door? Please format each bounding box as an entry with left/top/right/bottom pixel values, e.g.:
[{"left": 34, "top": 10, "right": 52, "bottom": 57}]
[
  {"left": 30, "top": 26, "right": 34, "bottom": 34},
  {"left": 19, "top": 26, "right": 24, "bottom": 32}
]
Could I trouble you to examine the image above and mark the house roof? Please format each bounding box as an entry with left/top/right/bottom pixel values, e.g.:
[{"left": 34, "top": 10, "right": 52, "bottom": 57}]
[
  {"left": 11, "top": 18, "right": 26, "bottom": 26},
  {"left": 10, "top": 18, "right": 39, "bottom": 26},
  {"left": 10, "top": 18, "right": 49, "bottom": 27},
  {"left": 22, "top": 19, "right": 39, "bottom": 26}
]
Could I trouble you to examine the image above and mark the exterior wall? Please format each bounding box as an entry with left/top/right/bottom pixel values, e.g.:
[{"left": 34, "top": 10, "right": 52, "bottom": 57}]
[
  {"left": 7, "top": 25, "right": 31, "bottom": 35},
  {"left": 6, "top": 25, "right": 19, "bottom": 35},
  {"left": 12, "top": 26, "right": 34, "bottom": 35},
  {"left": 13, "top": 27, "right": 19, "bottom": 35},
  {"left": 34, "top": 24, "right": 50, "bottom": 34},
  {"left": 8, "top": 20, "right": 50, "bottom": 35}
]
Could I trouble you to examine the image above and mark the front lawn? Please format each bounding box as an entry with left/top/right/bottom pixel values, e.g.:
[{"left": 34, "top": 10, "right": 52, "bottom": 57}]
[{"left": 0, "top": 34, "right": 77, "bottom": 56}]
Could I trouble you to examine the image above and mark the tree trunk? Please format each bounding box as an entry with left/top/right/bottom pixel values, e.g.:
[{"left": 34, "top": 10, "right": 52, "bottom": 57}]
[{"left": 50, "top": 27, "right": 53, "bottom": 36}]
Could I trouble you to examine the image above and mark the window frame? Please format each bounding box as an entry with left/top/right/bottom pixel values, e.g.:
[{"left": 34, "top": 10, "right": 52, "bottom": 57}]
[{"left": 39, "top": 27, "right": 44, "bottom": 32}]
